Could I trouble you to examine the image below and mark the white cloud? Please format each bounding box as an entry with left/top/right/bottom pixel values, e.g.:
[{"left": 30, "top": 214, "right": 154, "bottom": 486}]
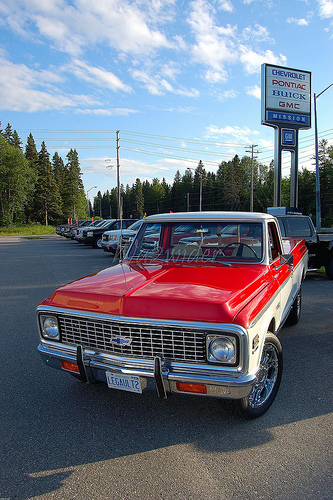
[
  {"left": 0, "top": 50, "right": 102, "bottom": 112},
  {"left": 242, "top": 24, "right": 274, "bottom": 43},
  {"left": 205, "top": 124, "right": 260, "bottom": 143},
  {"left": 0, "top": 0, "right": 173, "bottom": 57},
  {"left": 216, "top": 0, "right": 234, "bottom": 12},
  {"left": 216, "top": 89, "right": 238, "bottom": 101},
  {"left": 286, "top": 17, "right": 310, "bottom": 26},
  {"left": 318, "top": 0, "right": 333, "bottom": 18},
  {"left": 246, "top": 85, "right": 261, "bottom": 99},
  {"left": 130, "top": 68, "right": 199, "bottom": 97},
  {"left": 69, "top": 59, "right": 132, "bottom": 93},
  {"left": 188, "top": 0, "right": 238, "bottom": 72},
  {"left": 204, "top": 69, "right": 229, "bottom": 83},
  {"left": 160, "top": 62, "right": 181, "bottom": 81},
  {"left": 187, "top": 0, "right": 284, "bottom": 84},
  {"left": 75, "top": 108, "right": 139, "bottom": 116},
  {"left": 239, "top": 47, "right": 287, "bottom": 74}
]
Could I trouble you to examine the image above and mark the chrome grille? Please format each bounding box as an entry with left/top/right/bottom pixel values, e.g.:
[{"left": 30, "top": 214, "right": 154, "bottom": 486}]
[{"left": 59, "top": 315, "right": 206, "bottom": 362}]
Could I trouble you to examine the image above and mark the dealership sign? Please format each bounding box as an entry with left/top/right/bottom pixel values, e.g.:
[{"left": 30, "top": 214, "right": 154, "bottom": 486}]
[{"left": 261, "top": 64, "right": 311, "bottom": 129}]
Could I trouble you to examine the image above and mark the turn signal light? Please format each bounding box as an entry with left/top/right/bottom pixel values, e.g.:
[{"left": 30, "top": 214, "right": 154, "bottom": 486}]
[
  {"left": 176, "top": 382, "right": 207, "bottom": 394},
  {"left": 61, "top": 361, "right": 80, "bottom": 373}
]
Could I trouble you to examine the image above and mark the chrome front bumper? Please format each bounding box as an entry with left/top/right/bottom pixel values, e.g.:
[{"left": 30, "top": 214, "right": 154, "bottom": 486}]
[{"left": 38, "top": 341, "right": 256, "bottom": 400}]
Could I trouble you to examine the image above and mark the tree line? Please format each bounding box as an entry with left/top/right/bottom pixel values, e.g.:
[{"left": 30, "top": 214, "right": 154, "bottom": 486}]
[
  {"left": 1, "top": 121, "right": 333, "bottom": 227},
  {"left": 93, "top": 141, "right": 333, "bottom": 227},
  {"left": 0, "top": 122, "right": 86, "bottom": 226}
]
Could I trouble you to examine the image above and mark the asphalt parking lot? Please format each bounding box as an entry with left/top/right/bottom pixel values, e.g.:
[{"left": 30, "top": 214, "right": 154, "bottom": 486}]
[{"left": 0, "top": 235, "right": 332, "bottom": 500}]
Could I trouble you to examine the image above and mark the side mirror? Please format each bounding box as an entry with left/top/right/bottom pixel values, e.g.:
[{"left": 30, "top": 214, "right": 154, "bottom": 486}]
[{"left": 273, "top": 254, "right": 294, "bottom": 271}]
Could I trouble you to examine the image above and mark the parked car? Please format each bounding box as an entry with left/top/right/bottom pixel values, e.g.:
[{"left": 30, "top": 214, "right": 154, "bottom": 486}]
[
  {"left": 75, "top": 220, "right": 108, "bottom": 243},
  {"left": 268, "top": 207, "right": 333, "bottom": 279},
  {"left": 56, "top": 219, "right": 91, "bottom": 237},
  {"left": 81, "top": 219, "right": 137, "bottom": 248},
  {"left": 64, "top": 219, "right": 93, "bottom": 239},
  {"left": 37, "top": 211, "right": 308, "bottom": 418},
  {"left": 101, "top": 220, "right": 143, "bottom": 254}
]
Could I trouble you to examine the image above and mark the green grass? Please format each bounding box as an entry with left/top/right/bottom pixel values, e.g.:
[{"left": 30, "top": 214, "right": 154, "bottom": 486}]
[{"left": 0, "top": 224, "right": 56, "bottom": 236}]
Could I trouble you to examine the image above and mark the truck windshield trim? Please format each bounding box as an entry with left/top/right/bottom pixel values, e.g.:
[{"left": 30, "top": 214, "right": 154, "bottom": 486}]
[{"left": 127, "top": 221, "right": 263, "bottom": 263}]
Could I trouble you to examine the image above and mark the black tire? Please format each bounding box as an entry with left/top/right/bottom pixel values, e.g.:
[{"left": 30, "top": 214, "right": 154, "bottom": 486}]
[
  {"left": 325, "top": 256, "right": 333, "bottom": 280},
  {"left": 286, "top": 288, "right": 302, "bottom": 325},
  {"left": 93, "top": 237, "right": 103, "bottom": 249},
  {"left": 222, "top": 332, "right": 283, "bottom": 419}
]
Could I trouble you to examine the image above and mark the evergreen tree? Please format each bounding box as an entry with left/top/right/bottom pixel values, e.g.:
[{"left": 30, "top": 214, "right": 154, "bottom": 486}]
[
  {"left": 102, "top": 190, "right": 112, "bottom": 218},
  {"left": 3, "top": 123, "right": 14, "bottom": 145},
  {"left": 52, "top": 152, "right": 66, "bottom": 216},
  {"left": 133, "top": 178, "right": 144, "bottom": 218},
  {"left": 34, "top": 141, "right": 62, "bottom": 225},
  {"left": 25, "top": 133, "right": 39, "bottom": 162},
  {"left": 298, "top": 168, "right": 316, "bottom": 217},
  {"left": 62, "top": 148, "right": 87, "bottom": 219},
  {"left": 254, "top": 161, "right": 274, "bottom": 211},
  {"left": 218, "top": 155, "right": 246, "bottom": 210},
  {"left": 24, "top": 133, "right": 39, "bottom": 222},
  {"left": 161, "top": 177, "right": 171, "bottom": 212},
  {"left": 170, "top": 170, "right": 183, "bottom": 212},
  {"left": 93, "top": 190, "right": 103, "bottom": 217},
  {"left": 12, "top": 130, "right": 22, "bottom": 150}
]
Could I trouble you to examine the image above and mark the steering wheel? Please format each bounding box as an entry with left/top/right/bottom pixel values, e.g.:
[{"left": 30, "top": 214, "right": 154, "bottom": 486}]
[{"left": 222, "top": 242, "right": 257, "bottom": 258}]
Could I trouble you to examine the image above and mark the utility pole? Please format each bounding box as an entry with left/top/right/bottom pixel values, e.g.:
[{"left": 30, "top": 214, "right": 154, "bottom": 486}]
[
  {"left": 187, "top": 160, "right": 204, "bottom": 211},
  {"left": 245, "top": 145, "right": 260, "bottom": 212},
  {"left": 116, "top": 130, "right": 121, "bottom": 220}
]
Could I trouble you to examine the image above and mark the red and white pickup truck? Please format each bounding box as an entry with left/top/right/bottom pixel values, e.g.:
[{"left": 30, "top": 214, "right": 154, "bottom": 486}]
[{"left": 37, "top": 212, "right": 308, "bottom": 418}]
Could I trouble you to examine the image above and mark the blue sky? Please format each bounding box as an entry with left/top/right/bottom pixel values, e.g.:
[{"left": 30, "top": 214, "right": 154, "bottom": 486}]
[{"left": 1, "top": 0, "right": 333, "bottom": 197}]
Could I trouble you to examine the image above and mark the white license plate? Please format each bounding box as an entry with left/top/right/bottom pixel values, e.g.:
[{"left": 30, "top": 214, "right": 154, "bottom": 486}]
[{"left": 106, "top": 372, "right": 142, "bottom": 394}]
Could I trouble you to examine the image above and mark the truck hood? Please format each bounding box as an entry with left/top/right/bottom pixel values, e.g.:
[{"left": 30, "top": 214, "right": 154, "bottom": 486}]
[{"left": 42, "top": 260, "right": 271, "bottom": 325}]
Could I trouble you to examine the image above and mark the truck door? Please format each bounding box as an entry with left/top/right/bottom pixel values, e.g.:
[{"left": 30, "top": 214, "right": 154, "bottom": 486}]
[{"left": 268, "top": 222, "right": 293, "bottom": 325}]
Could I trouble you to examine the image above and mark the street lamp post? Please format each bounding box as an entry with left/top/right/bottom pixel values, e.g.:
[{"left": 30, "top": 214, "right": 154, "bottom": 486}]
[
  {"left": 314, "top": 83, "right": 333, "bottom": 232},
  {"left": 87, "top": 186, "right": 97, "bottom": 217}
]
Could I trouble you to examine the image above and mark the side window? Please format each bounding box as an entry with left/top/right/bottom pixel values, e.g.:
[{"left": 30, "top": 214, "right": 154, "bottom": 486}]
[
  {"left": 114, "top": 221, "right": 122, "bottom": 230},
  {"left": 268, "top": 222, "right": 281, "bottom": 262},
  {"left": 287, "top": 218, "right": 312, "bottom": 237}
]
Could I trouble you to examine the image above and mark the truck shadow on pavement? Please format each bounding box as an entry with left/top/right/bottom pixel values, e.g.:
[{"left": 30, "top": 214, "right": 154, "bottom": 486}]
[{"left": 1, "top": 325, "right": 332, "bottom": 499}]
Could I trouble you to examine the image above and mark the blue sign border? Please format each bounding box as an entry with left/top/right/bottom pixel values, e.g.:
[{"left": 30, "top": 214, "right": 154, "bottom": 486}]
[{"left": 266, "top": 110, "right": 310, "bottom": 126}]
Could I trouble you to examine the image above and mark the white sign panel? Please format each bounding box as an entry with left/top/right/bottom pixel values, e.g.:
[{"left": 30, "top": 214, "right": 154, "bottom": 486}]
[{"left": 262, "top": 64, "right": 311, "bottom": 129}]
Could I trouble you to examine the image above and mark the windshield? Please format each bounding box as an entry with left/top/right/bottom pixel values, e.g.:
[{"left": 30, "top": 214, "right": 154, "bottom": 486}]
[
  {"left": 127, "top": 221, "right": 263, "bottom": 263},
  {"left": 127, "top": 220, "right": 143, "bottom": 231}
]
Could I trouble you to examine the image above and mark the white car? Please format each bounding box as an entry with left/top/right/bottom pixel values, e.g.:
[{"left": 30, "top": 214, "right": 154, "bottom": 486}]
[{"left": 101, "top": 220, "right": 143, "bottom": 254}]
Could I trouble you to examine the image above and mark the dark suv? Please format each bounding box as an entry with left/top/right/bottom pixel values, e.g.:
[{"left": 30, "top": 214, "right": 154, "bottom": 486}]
[{"left": 81, "top": 219, "right": 137, "bottom": 248}]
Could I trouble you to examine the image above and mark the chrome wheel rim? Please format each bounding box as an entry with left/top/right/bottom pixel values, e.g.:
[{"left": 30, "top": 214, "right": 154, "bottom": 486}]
[{"left": 248, "top": 343, "right": 279, "bottom": 408}]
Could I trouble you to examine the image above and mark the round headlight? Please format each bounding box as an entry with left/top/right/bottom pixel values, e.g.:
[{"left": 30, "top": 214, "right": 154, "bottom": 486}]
[
  {"left": 210, "top": 337, "right": 236, "bottom": 363},
  {"left": 42, "top": 317, "right": 59, "bottom": 339}
]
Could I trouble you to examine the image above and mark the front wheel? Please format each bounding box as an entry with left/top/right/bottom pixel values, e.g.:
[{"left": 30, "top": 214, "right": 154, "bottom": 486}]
[
  {"left": 93, "top": 236, "right": 103, "bottom": 249},
  {"left": 222, "top": 332, "right": 283, "bottom": 419}
]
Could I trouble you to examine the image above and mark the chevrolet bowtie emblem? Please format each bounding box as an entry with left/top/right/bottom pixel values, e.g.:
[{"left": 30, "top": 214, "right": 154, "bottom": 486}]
[{"left": 110, "top": 336, "right": 132, "bottom": 345}]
